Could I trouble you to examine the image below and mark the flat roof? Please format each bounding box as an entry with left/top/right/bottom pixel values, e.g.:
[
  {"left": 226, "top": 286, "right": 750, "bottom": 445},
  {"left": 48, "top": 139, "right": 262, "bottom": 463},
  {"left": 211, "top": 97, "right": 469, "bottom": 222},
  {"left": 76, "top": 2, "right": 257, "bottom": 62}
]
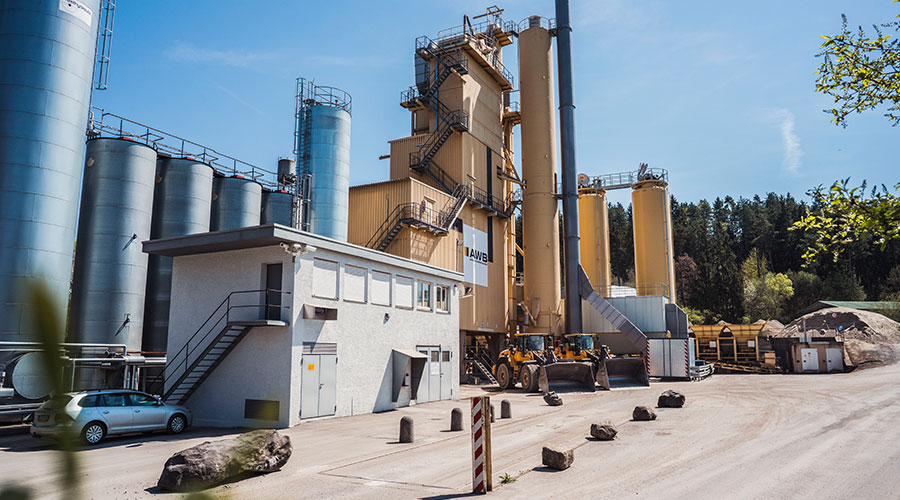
[{"left": 142, "top": 224, "right": 464, "bottom": 282}]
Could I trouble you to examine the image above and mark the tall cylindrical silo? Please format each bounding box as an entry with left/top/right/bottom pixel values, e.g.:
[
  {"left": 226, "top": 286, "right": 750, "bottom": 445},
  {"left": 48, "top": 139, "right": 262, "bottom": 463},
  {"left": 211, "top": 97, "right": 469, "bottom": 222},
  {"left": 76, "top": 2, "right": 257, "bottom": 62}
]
[
  {"left": 142, "top": 157, "right": 214, "bottom": 353},
  {"left": 210, "top": 175, "right": 262, "bottom": 231},
  {"left": 0, "top": 0, "right": 100, "bottom": 342},
  {"left": 261, "top": 189, "right": 294, "bottom": 226},
  {"left": 69, "top": 138, "right": 158, "bottom": 351},
  {"left": 308, "top": 105, "right": 351, "bottom": 241},
  {"left": 578, "top": 187, "right": 611, "bottom": 297},
  {"left": 632, "top": 179, "right": 676, "bottom": 302},
  {"left": 518, "top": 18, "right": 562, "bottom": 335}
]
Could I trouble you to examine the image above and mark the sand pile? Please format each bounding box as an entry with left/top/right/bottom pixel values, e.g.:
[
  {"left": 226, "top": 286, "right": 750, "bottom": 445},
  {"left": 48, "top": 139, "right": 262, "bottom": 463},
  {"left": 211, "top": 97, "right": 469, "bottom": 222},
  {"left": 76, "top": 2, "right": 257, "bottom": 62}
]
[{"left": 779, "top": 307, "right": 900, "bottom": 368}]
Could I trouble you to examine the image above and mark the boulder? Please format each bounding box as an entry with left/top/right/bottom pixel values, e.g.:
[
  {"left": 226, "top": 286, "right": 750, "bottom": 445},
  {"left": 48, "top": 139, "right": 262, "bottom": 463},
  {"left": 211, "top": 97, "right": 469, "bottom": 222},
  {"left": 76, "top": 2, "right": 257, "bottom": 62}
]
[
  {"left": 543, "top": 391, "right": 563, "bottom": 406},
  {"left": 658, "top": 390, "right": 685, "bottom": 408},
  {"left": 632, "top": 406, "right": 657, "bottom": 421},
  {"left": 541, "top": 446, "right": 574, "bottom": 470},
  {"left": 589, "top": 423, "right": 618, "bottom": 441},
  {"left": 157, "top": 429, "right": 292, "bottom": 492}
]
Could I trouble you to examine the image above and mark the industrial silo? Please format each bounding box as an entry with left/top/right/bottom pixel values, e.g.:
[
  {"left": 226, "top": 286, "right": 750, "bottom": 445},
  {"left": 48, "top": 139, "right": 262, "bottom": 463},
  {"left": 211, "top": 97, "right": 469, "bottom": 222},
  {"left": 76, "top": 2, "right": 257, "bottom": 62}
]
[
  {"left": 295, "top": 79, "right": 351, "bottom": 241},
  {"left": 632, "top": 178, "right": 676, "bottom": 302},
  {"left": 210, "top": 175, "right": 262, "bottom": 231},
  {"left": 518, "top": 17, "right": 562, "bottom": 334},
  {"left": 261, "top": 189, "right": 294, "bottom": 226},
  {"left": 142, "top": 157, "right": 214, "bottom": 353},
  {"left": 578, "top": 187, "right": 611, "bottom": 297},
  {"left": 69, "top": 138, "right": 158, "bottom": 351},
  {"left": 0, "top": 0, "right": 100, "bottom": 342}
]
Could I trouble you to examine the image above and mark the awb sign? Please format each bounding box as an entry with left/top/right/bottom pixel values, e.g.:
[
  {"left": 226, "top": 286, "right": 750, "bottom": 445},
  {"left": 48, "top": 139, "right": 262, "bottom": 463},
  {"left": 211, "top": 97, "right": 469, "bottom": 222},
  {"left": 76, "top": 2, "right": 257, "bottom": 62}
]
[{"left": 463, "top": 224, "right": 488, "bottom": 287}]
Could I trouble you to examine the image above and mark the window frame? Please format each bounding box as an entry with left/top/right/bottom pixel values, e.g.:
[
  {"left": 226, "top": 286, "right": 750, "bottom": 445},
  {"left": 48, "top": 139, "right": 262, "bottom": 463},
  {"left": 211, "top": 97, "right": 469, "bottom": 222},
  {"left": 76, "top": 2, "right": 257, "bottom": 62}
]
[
  {"left": 343, "top": 263, "right": 368, "bottom": 304},
  {"left": 370, "top": 269, "right": 392, "bottom": 307},
  {"left": 312, "top": 258, "right": 340, "bottom": 300},
  {"left": 416, "top": 281, "right": 433, "bottom": 311},
  {"left": 435, "top": 284, "right": 450, "bottom": 313}
]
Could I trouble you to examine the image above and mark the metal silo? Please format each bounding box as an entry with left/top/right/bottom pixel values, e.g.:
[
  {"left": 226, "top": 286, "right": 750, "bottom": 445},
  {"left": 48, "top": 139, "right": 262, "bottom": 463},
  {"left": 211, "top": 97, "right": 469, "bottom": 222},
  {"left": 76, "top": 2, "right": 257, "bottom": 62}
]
[
  {"left": 69, "top": 138, "right": 158, "bottom": 351},
  {"left": 295, "top": 79, "right": 351, "bottom": 241},
  {"left": 142, "top": 157, "right": 214, "bottom": 353},
  {"left": 0, "top": 0, "right": 100, "bottom": 341},
  {"left": 210, "top": 175, "right": 262, "bottom": 231},
  {"left": 578, "top": 187, "right": 611, "bottom": 297},
  {"left": 261, "top": 189, "right": 294, "bottom": 226},
  {"left": 632, "top": 177, "right": 676, "bottom": 302}
]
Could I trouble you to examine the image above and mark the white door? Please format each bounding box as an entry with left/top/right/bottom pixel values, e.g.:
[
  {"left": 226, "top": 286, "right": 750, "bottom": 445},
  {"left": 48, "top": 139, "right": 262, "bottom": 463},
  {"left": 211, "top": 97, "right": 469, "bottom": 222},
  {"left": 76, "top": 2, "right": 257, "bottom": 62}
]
[
  {"left": 801, "top": 348, "right": 819, "bottom": 372},
  {"left": 416, "top": 346, "right": 442, "bottom": 403},
  {"left": 826, "top": 348, "right": 844, "bottom": 372},
  {"left": 300, "top": 343, "right": 337, "bottom": 419},
  {"left": 440, "top": 348, "right": 451, "bottom": 400}
]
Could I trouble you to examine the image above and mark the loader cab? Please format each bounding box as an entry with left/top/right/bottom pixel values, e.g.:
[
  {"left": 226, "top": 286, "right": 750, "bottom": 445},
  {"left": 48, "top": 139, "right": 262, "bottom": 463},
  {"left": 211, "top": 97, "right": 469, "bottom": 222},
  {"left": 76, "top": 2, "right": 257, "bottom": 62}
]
[
  {"left": 559, "top": 334, "right": 594, "bottom": 358},
  {"left": 514, "top": 334, "right": 548, "bottom": 353}
]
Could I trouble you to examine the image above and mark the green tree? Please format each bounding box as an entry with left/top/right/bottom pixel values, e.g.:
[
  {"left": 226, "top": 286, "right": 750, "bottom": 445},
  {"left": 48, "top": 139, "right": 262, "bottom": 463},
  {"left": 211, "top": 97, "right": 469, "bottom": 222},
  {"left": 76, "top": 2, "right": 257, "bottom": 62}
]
[
  {"left": 821, "top": 265, "right": 867, "bottom": 301},
  {"left": 782, "top": 270, "right": 824, "bottom": 321},
  {"left": 792, "top": 180, "right": 900, "bottom": 263},
  {"left": 815, "top": 1, "right": 900, "bottom": 127},
  {"left": 743, "top": 271, "right": 795, "bottom": 322}
]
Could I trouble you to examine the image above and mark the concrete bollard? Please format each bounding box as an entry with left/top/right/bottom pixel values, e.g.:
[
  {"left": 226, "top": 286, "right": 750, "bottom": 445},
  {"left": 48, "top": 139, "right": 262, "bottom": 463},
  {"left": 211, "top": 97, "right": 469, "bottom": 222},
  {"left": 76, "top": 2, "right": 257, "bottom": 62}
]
[
  {"left": 501, "top": 399, "right": 511, "bottom": 419},
  {"left": 490, "top": 404, "right": 496, "bottom": 423},
  {"left": 450, "top": 407, "right": 463, "bottom": 431},
  {"left": 400, "top": 416, "right": 414, "bottom": 443}
]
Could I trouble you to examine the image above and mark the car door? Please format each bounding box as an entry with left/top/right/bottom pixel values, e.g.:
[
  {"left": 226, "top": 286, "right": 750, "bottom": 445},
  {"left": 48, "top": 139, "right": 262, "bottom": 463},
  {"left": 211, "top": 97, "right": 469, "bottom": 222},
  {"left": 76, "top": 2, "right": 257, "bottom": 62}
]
[
  {"left": 99, "top": 393, "right": 133, "bottom": 433},
  {"left": 128, "top": 393, "right": 168, "bottom": 430}
]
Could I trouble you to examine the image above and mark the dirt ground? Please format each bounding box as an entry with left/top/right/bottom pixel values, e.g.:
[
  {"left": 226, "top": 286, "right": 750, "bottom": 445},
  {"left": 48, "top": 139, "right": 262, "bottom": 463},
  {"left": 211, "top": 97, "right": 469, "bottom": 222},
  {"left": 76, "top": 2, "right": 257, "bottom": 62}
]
[{"left": 2, "top": 354, "right": 900, "bottom": 499}]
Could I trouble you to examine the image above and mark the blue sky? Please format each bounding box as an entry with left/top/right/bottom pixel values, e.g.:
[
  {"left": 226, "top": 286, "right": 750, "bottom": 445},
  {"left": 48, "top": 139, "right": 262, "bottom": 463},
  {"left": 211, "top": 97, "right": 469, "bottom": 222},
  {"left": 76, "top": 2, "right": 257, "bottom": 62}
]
[{"left": 92, "top": 0, "right": 898, "bottom": 206}]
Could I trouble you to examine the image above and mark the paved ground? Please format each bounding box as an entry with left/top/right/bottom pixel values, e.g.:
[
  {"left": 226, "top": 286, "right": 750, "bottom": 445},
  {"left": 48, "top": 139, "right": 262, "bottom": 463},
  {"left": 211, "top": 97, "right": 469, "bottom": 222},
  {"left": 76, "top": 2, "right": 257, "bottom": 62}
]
[{"left": 2, "top": 358, "right": 900, "bottom": 499}]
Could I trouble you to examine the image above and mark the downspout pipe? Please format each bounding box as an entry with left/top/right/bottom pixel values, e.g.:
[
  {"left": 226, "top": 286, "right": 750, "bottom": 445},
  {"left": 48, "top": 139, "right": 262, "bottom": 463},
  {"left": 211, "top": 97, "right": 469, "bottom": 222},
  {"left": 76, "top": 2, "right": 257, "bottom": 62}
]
[{"left": 556, "top": 0, "right": 583, "bottom": 333}]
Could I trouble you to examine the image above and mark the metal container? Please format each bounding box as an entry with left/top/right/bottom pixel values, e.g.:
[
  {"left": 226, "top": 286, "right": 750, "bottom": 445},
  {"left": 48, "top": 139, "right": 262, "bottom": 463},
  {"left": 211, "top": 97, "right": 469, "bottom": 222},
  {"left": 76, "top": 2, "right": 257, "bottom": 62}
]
[
  {"left": 210, "top": 175, "right": 262, "bottom": 231},
  {"left": 261, "top": 189, "right": 294, "bottom": 226},
  {"left": 518, "top": 23, "right": 561, "bottom": 334},
  {"left": 578, "top": 188, "right": 611, "bottom": 297},
  {"left": 142, "top": 157, "right": 214, "bottom": 353},
  {"left": 0, "top": 0, "right": 100, "bottom": 342},
  {"left": 69, "top": 138, "right": 158, "bottom": 351},
  {"left": 632, "top": 179, "right": 676, "bottom": 302},
  {"left": 277, "top": 158, "right": 295, "bottom": 186},
  {"left": 307, "top": 105, "right": 351, "bottom": 241}
]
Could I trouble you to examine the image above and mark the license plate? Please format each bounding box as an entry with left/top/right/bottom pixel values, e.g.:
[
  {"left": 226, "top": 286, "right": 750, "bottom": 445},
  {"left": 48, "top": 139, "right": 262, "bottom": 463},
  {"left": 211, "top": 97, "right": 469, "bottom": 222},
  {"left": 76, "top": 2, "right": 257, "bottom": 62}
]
[{"left": 37, "top": 415, "right": 49, "bottom": 422}]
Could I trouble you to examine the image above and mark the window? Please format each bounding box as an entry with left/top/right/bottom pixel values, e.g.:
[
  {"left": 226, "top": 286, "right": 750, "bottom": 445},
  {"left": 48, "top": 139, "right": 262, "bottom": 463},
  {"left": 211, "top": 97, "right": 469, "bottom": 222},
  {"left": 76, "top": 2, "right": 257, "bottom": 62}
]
[
  {"left": 77, "top": 395, "right": 99, "bottom": 408},
  {"left": 101, "top": 394, "right": 128, "bottom": 407},
  {"left": 435, "top": 285, "right": 450, "bottom": 313},
  {"left": 395, "top": 276, "right": 414, "bottom": 309},
  {"left": 344, "top": 264, "right": 367, "bottom": 303},
  {"left": 417, "top": 281, "right": 432, "bottom": 310},
  {"left": 128, "top": 393, "right": 158, "bottom": 407},
  {"left": 371, "top": 270, "right": 391, "bottom": 306},
  {"left": 442, "top": 350, "right": 451, "bottom": 362},
  {"left": 312, "top": 258, "right": 339, "bottom": 299}
]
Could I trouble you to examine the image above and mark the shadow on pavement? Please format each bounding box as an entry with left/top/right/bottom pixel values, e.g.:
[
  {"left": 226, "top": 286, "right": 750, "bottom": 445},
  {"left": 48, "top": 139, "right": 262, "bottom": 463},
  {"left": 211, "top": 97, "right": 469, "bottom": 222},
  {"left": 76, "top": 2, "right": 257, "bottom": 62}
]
[{"left": 0, "top": 427, "right": 242, "bottom": 453}]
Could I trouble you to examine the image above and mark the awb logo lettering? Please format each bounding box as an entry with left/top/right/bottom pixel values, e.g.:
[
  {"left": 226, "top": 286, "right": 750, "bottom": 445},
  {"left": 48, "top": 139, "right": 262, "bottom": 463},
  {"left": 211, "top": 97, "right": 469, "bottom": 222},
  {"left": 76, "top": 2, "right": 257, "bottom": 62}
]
[{"left": 464, "top": 246, "right": 488, "bottom": 264}]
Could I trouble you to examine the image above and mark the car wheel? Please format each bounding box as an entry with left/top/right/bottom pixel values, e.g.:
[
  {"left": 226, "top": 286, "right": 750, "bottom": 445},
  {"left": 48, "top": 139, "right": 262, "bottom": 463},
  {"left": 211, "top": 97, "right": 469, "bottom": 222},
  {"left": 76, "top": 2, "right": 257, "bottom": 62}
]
[
  {"left": 167, "top": 414, "right": 187, "bottom": 434},
  {"left": 81, "top": 422, "right": 106, "bottom": 445},
  {"left": 495, "top": 363, "right": 511, "bottom": 390}
]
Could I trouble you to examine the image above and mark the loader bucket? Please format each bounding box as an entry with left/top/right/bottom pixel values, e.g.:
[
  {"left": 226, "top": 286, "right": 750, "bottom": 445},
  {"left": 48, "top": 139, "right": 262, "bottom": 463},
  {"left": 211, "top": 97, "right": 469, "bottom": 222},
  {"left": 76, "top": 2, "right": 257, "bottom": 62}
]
[
  {"left": 604, "top": 357, "right": 650, "bottom": 388},
  {"left": 537, "top": 361, "right": 597, "bottom": 393}
]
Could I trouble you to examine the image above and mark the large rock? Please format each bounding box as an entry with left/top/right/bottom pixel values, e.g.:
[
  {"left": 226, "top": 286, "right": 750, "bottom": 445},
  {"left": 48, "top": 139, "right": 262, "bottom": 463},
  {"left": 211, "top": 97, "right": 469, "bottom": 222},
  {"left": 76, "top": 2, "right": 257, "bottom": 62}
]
[
  {"left": 589, "top": 423, "right": 618, "bottom": 441},
  {"left": 632, "top": 406, "right": 657, "bottom": 421},
  {"left": 543, "top": 391, "right": 563, "bottom": 406},
  {"left": 658, "top": 390, "right": 685, "bottom": 408},
  {"left": 541, "top": 446, "right": 574, "bottom": 470},
  {"left": 157, "top": 430, "right": 292, "bottom": 491}
]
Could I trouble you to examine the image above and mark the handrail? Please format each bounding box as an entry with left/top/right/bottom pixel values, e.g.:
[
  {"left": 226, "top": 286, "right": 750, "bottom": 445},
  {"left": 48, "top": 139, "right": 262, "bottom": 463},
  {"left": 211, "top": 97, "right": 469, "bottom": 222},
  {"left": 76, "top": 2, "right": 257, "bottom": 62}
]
[{"left": 148, "top": 289, "right": 291, "bottom": 396}]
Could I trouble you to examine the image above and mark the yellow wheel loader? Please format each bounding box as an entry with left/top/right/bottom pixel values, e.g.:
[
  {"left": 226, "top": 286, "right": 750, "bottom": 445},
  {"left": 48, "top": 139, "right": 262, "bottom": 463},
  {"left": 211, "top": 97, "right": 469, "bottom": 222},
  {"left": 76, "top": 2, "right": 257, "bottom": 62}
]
[{"left": 492, "top": 334, "right": 554, "bottom": 392}]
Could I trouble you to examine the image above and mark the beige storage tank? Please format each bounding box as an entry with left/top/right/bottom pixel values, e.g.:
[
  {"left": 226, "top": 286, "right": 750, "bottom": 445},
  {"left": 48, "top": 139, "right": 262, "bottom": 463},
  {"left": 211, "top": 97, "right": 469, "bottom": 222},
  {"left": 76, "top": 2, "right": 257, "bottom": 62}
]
[
  {"left": 578, "top": 187, "right": 611, "bottom": 297},
  {"left": 632, "top": 179, "right": 676, "bottom": 302},
  {"left": 519, "top": 18, "right": 562, "bottom": 334}
]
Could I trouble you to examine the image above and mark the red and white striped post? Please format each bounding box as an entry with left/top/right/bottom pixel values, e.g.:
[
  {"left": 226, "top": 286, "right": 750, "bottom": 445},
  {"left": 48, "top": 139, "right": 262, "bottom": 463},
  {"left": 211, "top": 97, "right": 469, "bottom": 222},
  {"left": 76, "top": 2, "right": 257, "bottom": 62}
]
[{"left": 471, "top": 395, "right": 492, "bottom": 493}]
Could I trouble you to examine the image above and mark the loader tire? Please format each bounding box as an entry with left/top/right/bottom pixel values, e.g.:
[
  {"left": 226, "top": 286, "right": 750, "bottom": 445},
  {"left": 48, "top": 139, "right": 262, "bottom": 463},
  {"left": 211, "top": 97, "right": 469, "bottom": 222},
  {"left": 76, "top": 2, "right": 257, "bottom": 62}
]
[
  {"left": 496, "top": 362, "right": 512, "bottom": 390},
  {"left": 521, "top": 365, "right": 539, "bottom": 392}
]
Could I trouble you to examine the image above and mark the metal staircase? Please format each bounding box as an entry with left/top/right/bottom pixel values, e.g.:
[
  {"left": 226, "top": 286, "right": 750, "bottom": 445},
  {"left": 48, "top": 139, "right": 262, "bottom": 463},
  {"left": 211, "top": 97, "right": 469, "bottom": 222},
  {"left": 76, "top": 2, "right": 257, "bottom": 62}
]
[
  {"left": 367, "top": 186, "right": 468, "bottom": 252},
  {"left": 150, "top": 289, "right": 290, "bottom": 405},
  {"left": 468, "top": 356, "right": 498, "bottom": 386}
]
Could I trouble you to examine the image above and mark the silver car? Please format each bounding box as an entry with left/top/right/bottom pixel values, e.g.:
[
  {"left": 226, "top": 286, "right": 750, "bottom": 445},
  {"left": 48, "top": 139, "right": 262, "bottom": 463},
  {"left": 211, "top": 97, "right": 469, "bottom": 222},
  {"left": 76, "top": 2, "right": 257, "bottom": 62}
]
[{"left": 30, "top": 390, "right": 192, "bottom": 445}]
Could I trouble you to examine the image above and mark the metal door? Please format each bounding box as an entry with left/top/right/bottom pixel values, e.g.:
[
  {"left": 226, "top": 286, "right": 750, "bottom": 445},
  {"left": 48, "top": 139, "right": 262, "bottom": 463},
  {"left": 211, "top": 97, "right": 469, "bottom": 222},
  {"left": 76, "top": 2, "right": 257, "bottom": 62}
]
[
  {"left": 128, "top": 393, "right": 167, "bottom": 430},
  {"left": 416, "top": 346, "right": 440, "bottom": 403},
  {"left": 826, "top": 348, "right": 844, "bottom": 372},
  {"left": 300, "top": 343, "right": 337, "bottom": 419},
  {"left": 100, "top": 393, "right": 133, "bottom": 432},
  {"left": 801, "top": 348, "right": 819, "bottom": 372},
  {"left": 265, "top": 263, "right": 283, "bottom": 320},
  {"left": 440, "top": 349, "right": 451, "bottom": 400}
]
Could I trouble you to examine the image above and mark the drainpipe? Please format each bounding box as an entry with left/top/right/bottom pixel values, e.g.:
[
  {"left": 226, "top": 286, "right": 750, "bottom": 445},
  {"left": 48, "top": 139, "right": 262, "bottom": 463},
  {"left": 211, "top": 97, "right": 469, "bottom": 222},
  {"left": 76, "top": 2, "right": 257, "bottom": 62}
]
[{"left": 556, "top": 0, "right": 582, "bottom": 333}]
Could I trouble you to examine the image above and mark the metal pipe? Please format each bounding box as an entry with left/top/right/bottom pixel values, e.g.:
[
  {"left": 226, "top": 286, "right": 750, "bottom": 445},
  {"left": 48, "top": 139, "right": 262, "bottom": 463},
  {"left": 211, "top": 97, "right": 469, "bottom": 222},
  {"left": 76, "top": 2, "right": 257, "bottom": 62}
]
[{"left": 555, "top": 0, "right": 582, "bottom": 334}]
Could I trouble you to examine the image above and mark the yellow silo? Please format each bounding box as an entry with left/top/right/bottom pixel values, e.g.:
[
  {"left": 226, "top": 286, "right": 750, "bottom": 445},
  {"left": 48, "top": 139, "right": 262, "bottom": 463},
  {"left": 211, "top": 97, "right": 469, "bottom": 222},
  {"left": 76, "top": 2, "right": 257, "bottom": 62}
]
[
  {"left": 632, "top": 179, "right": 676, "bottom": 302},
  {"left": 578, "top": 187, "right": 611, "bottom": 297},
  {"left": 519, "top": 18, "right": 562, "bottom": 334}
]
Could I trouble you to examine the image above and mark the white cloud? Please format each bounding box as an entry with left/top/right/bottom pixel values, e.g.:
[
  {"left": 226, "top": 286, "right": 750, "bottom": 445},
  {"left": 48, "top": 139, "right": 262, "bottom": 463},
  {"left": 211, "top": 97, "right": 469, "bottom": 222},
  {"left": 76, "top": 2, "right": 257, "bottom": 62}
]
[
  {"left": 768, "top": 108, "right": 803, "bottom": 175},
  {"left": 165, "top": 44, "right": 275, "bottom": 67}
]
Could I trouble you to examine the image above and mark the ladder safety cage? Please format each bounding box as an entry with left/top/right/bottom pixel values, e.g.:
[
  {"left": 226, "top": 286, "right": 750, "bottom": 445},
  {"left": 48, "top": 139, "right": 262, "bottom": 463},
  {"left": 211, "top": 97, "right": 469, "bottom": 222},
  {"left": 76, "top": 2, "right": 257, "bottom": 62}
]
[{"left": 93, "top": 0, "right": 116, "bottom": 90}]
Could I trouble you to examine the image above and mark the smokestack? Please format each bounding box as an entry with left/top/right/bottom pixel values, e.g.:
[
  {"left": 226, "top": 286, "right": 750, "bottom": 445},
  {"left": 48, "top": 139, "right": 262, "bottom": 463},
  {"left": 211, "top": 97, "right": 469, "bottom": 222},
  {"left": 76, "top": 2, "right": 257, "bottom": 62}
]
[{"left": 556, "top": 0, "right": 582, "bottom": 333}]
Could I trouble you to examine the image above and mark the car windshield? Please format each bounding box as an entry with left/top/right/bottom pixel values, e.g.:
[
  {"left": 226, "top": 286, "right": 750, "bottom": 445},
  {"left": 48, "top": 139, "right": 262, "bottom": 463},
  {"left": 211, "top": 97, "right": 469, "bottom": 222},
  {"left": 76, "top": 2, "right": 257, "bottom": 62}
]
[
  {"left": 575, "top": 336, "right": 594, "bottom": 350},
  {"left": 39, "top": 395, "right": 72, "bottom": 410},
  {"left": 524, "top": 336, "right": 545, "bottom": 351}
]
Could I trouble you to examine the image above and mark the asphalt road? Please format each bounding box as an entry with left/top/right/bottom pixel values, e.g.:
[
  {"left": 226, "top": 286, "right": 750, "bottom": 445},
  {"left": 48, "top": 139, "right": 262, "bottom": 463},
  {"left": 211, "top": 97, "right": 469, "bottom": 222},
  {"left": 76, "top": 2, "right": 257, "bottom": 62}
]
[{"left": 2, "top": 355, "right": 899, "bottom": 499}]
